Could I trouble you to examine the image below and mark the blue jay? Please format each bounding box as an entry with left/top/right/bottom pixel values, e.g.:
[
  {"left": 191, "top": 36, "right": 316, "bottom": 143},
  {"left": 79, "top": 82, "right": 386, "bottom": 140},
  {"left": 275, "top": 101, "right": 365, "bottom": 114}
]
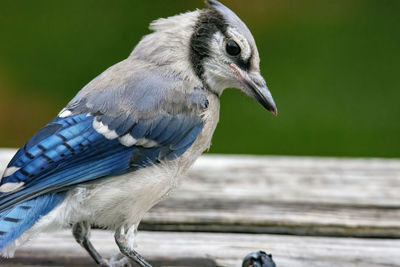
[{"left": 0, "top": 1, "right": 277, "bottom": 266}]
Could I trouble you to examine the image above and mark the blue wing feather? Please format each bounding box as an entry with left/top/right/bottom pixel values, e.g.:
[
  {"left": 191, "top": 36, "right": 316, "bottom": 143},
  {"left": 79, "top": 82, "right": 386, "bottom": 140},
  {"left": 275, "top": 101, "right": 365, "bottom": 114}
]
[
  {"left": 0, "top": 193, "right": 64, "bottom": 250},
  {"left": 130, "top": 121, "right": 150, "bottom": 139},
  {"left": 164, "top": 139, "right": 197, "bottom": 160},
  {"left": 147, "top": 115, "right": 172, "bottom": 140},
  {"left": 171, "top": 124, "right": 203, "bottom": 150},
  {"left": 0, "top": 111, "right": 203, "bottom": 212}
]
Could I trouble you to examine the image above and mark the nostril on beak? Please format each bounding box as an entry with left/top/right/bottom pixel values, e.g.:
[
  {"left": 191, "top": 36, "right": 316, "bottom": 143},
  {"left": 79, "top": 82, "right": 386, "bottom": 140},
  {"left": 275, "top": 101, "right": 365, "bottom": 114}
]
[{"left": 253, "top": 78, "right": 265, "bottom": 88}]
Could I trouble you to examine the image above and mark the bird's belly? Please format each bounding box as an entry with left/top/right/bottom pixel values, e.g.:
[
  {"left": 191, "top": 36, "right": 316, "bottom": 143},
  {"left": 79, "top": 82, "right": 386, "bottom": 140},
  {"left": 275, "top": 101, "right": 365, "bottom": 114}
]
[{"left": 61, "top": 162, "right": 185, "bottom": 229}]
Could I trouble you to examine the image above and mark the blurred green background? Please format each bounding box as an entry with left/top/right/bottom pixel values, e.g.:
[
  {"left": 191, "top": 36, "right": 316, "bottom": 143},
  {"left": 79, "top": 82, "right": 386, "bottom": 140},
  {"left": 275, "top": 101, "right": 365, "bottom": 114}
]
[{"left": 0, "top": 0, "right": 399, "bottom": 157}]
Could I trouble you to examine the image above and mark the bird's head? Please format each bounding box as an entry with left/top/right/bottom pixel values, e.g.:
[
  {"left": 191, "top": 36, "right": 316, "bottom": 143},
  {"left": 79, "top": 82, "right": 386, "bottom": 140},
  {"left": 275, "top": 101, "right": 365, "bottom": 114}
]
[
  {"left": 191, "top": 0, "right": 277, "bottom": 115},
  {"left": 132, "top": 0, "right": 277, "bottom": 115}
]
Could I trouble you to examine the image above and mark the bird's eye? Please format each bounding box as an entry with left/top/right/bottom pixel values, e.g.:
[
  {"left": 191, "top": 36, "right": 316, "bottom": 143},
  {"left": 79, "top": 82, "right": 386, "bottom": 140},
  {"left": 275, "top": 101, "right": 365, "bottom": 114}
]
[{"left": 226, "top": 40, "right": 241, "bottom": 56}]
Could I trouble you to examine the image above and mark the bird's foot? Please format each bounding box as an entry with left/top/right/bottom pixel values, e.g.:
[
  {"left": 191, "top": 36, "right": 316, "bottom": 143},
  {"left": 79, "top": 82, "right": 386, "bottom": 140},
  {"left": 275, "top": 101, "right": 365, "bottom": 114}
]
[
  {"left": 114, "top": 225, "right": 152, "bottom": 267},
  {"left": 100, "top": 252, "right": 133, "bottom": 267}
]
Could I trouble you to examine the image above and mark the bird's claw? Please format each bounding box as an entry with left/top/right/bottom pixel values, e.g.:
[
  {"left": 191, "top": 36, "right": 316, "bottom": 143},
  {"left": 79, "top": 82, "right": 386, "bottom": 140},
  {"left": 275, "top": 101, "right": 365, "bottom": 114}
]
[
  {"left": 98, "top": 259, "right": 111, "bottom": 267},
  {"left": 101, "top": 253, "right": 133, "bottom": 267}
]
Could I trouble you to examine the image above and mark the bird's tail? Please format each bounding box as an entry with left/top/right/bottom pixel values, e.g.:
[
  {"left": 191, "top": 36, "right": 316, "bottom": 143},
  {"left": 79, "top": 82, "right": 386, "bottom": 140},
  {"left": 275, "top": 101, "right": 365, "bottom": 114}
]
[{"left": 0, "top": 193, "right": 64, "bottom": 255}]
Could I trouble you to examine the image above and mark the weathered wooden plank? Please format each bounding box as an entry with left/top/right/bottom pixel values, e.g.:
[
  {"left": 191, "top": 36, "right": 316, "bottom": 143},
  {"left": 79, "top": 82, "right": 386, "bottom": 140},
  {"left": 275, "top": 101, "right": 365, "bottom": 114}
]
[
  {"left": 2, "top": 230, "right": 400, "bottom": 267},
  {"left": 181, "top": 155, "right": 400, "bottom": 206},
  {"left": 138, "top": 155, "right": 400, "bottom": 237},
  {"left": 1, "top": 149, "right": 400, "bottom": 237},
  {"left": 148, "top": 155, "right": 400, "bottom": 237}
]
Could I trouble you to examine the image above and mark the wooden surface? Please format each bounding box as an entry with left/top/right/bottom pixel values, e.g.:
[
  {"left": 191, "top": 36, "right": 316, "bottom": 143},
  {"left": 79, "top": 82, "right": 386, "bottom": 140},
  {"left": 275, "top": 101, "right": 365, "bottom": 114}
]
[
  {"left": 144, "top": 155, "right": 400, "bottom": 238},
  {"left": 3, "top": 230, "right": 400, "bottom": 267},
  {"left": 1, "top": 149, "right": 400, "bottom": 266}
]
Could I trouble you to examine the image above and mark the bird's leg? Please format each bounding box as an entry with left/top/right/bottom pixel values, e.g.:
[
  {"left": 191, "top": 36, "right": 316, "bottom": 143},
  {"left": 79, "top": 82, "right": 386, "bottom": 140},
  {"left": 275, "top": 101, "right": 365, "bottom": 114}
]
[
  {"left": 72, "top": 221, "right": 109, "bottom": 266},
  {"left": 114, "top": 225, "right": 152, "bottom": 267}
]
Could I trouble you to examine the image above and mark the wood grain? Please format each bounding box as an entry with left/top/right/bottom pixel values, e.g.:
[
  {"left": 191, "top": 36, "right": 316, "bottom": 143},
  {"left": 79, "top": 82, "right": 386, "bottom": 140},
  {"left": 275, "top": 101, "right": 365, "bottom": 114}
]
[
  {"left": 142, "top": 154, "right": 400, "bottom": 237},
  {"left": 2, "top": 230, "right": 400, "bottom": 267}
]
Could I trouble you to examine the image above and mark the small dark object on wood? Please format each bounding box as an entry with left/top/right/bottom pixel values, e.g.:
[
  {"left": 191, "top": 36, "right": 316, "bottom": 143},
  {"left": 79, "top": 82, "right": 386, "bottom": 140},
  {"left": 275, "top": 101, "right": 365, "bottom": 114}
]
[{"left": 242, "top": 251, "right": 276, "bottom": 267}]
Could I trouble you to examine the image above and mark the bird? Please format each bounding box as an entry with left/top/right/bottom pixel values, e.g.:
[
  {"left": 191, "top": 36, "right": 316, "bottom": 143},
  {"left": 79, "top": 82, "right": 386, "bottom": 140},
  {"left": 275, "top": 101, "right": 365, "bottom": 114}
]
[{"left": 0, "top": 0, "right": 277, "bottom": 266}]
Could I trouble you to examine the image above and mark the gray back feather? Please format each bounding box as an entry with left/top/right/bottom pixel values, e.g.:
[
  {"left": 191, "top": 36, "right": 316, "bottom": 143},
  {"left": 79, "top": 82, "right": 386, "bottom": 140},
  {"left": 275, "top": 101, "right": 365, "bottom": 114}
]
[{"left": 66, "top": 59, "right": 208, "bottom": 123}]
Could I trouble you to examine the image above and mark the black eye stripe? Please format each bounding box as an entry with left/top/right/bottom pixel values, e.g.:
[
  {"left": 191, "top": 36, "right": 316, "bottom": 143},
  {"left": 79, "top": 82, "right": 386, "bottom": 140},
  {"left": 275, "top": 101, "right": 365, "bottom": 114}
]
[
  {"left": 190, "top": 9, "right": 228, "bottom": 80},
  {"left": 236, "top": 57, "right": 251, "bottom": 71},
  {"left": 226, "top": 40, "right": 241, "bottom": 56}
]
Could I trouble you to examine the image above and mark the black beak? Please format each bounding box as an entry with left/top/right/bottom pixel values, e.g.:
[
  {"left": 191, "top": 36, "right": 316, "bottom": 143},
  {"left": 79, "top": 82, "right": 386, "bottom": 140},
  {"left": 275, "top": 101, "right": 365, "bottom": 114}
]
[{"left": 230, "top": 63, "right": 278, "bottom": 116}]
